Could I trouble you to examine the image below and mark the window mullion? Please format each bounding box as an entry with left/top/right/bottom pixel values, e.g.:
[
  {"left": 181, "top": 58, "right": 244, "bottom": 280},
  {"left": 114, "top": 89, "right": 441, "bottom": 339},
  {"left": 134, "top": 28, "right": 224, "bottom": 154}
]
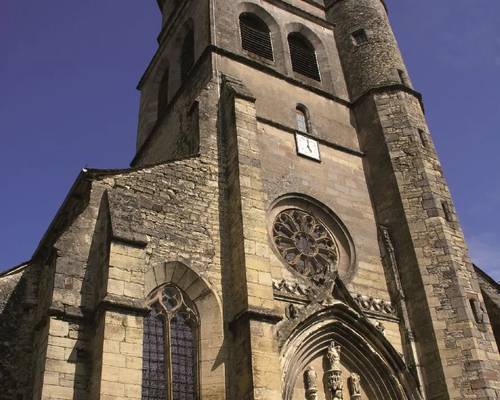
[{"left": 164, "top": 316, "right": 173, "bottom": 400}]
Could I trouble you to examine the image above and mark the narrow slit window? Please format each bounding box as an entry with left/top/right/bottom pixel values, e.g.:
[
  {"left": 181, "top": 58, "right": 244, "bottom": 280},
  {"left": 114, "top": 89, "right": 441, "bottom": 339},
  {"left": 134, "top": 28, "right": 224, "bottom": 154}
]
[
  {"left": 239, "top": 13, "right": 274, "bottom": 61},
  {"left": 441, "top": 201, "right": 453, "bottom": 222},
  {"left": 181, "top": 30, "right": 195, "bottom": 82},
  {"left": 418, "top": 129, "right": 428, "bottom": 147},
  {"left": 352, "top": 29, "right": 368, "bottom": 45},
  {"left": 158, "top": 68, "right": 169, "bottom": 119},
  {"left": 288, "top": 33, "right": 321, "bottom": 81},
  {"left": 397, "top": 69, "right": 405, "bottom": 83},
  {"left": 398, "top": 68, "right": 411, "bottom": 86}
]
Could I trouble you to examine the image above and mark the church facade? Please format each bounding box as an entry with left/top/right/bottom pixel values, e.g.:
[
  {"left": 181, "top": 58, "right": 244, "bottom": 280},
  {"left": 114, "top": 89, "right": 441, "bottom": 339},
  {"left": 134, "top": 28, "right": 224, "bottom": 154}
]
[{"left": 1, "top": 0, "right": 499, "bottom": 399}]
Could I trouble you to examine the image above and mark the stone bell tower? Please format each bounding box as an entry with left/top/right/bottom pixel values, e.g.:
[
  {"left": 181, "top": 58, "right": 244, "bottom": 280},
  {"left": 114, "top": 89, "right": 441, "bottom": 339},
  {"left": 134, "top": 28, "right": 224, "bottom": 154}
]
[
  {"left": 1, "top": 1, "right": 499, "bottom": 400},
  {"left": 327, "top": 0, "right": 500, "bottom": 398}
]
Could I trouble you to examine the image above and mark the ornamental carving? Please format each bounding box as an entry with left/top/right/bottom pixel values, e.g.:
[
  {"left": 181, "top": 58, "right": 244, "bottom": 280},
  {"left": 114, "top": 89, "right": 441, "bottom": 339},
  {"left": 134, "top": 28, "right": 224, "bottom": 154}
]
[
  {"left": 349, "top": 373, "right": 362, "bottom": 399},
  {"left": 325, "top": 341, "right": 343, "bottom": 400},
  {"left": 303, "top": 366, "right": 319, "bottom": 400},
  {"left": 273, "top": 209, "right": 338, "bottom": 281},
  {"left": 147, "top": 285, "right": 198, "bottom": 325},
  {"left": 353, "top": 294, "right": 397, "bottom": 318}
]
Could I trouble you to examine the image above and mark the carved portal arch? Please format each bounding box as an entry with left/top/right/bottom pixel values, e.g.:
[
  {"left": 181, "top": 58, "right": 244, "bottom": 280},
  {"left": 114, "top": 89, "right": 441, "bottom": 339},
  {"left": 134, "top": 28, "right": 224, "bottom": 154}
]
[
  {"left": 269, "top": 194, "right": 357, "bottom": 284},
  {"left": 144, "top": 261, "right": 225, "bottom": 399},
  {"left": 280, "top": 303, "right": 422, "bottom": 400}
]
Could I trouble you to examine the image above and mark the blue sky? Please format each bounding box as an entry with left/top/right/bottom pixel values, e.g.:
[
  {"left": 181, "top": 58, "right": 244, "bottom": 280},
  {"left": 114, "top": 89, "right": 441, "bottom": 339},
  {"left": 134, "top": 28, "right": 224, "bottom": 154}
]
[{"left": 1, "top": 1, "right": 499, "bottom": 279}]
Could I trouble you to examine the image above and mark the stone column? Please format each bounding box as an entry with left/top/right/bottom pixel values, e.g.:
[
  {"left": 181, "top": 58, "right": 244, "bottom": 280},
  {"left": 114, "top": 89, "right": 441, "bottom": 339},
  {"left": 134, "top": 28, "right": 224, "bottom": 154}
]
[{"left": 328, "top": 0, "right": 500, "bottom": 397}]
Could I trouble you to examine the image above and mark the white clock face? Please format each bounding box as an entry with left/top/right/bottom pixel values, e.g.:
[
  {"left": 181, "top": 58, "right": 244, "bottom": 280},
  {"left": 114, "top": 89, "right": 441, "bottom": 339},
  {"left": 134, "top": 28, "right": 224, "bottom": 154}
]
[{"left": 296, "top": 133, "right": 320, "bottom": 161}]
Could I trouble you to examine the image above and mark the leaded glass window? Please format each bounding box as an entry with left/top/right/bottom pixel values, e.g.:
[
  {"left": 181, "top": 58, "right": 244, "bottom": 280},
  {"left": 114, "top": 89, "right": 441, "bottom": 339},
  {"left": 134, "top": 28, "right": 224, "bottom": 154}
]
[
  {"left": 142, "top": 285, "right": 199, "bottom": 400},
  {"left": 142, "top": 313, "right": 167, "bottom": 400}
]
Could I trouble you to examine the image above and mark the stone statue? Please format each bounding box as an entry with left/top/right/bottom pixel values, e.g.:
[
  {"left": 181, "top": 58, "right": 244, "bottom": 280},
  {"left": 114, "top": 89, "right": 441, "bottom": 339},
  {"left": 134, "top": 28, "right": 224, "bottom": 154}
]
[
  {"left": 325, "top": 341, "right": 343, "bottom": 400},
  {"left": 286, "top": 303, "right": 299, "bottom": 320},
  {"left": 349, "top": 373, "right": 361, "bottom": 399},
  {"left": 326, "top": 341, "right": 342, "bottom": 371},
  {"left": 303, "top": 366, "right": 318, "bottom": 400}
]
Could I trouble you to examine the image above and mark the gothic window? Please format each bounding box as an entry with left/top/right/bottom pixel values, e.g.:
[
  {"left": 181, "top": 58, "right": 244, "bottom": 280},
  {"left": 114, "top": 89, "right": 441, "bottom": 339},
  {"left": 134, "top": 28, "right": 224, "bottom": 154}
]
[
  {"left": 273, "top": 209, "right": 338, "bottom": 281},
  {"left": 181, "top": 30, "right": 195, "bottom": 82},
  {"left": 142, "top": 285, "right": 199, "bottom": 400},
  {"left": 239, "top": 13, "right": 274, "bottom": 61},
  {"left": 158, "top": 68, "right": 169, "bottom": 119},
  {"left": 296, "top": 105, "right": 309, "bottom": 133},
  {"left": 288, "top": 33, "right": 320, "bottom": 81}
]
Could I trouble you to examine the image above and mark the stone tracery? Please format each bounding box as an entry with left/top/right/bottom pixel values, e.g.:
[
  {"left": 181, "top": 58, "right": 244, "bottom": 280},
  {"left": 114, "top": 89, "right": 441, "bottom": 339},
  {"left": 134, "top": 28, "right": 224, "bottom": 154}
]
[
  {"left": 273, "top": 209, "right": 338, "bottom": 280},
  {"left": 144, "top": 284, "right": 199, "bottom": 400}
]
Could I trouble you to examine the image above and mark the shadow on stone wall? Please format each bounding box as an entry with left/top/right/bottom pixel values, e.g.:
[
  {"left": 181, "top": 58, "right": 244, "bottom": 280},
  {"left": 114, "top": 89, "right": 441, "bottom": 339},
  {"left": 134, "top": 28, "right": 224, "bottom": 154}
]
[{"left": 0, "top": 269, "right": 35, "bottom": 400}]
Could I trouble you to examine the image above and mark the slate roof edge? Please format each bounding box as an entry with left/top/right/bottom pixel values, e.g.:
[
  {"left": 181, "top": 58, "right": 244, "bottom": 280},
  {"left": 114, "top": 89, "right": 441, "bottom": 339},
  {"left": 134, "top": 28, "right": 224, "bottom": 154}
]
[
  {"left": 474, "top": 264, "right": 500, "bottom": 291},
  {"left": 0, "top": 260, "right": 31, "bottom": 278}
]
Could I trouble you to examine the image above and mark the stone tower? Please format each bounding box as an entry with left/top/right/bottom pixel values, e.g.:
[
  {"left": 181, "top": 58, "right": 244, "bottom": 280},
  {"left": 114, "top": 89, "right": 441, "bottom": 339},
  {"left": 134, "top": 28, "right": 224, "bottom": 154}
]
[{"left": 1, "top": 1, "right": 499, "bottom": 400}]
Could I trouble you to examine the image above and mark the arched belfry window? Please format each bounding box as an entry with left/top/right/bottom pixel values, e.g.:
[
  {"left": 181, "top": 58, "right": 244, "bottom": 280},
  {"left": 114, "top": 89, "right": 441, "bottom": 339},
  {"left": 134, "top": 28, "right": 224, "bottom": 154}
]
[
  {"left": 296, "top": 105, "right": 310, "bottom": 133},
  {"left": 239, "top": 13, "right": 274, "bottom": 61},
  {"left": 142, "top": 284, "right": 199, "bottom": 400},
  {"left": 288, "top": 33, "right": 320, "bottom": 81},
  {"left": 181, "top": 29, "right": 195, "bottom": 82}
]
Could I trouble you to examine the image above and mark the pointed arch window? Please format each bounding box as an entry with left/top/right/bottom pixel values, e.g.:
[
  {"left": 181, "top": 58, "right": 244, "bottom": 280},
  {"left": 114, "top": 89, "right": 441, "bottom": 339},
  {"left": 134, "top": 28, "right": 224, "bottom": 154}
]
[
  {"left": 288, "top": 33, "right": 320, "bottom": 81},
  {"left": 142, "top": 285, "right": 199, "bottom": 400},
  {"left": 181, "top": 30, "right": 195, "bottom": 82},
  {"left": 239, "top": 13, "right": 274, "bottom": 61}
]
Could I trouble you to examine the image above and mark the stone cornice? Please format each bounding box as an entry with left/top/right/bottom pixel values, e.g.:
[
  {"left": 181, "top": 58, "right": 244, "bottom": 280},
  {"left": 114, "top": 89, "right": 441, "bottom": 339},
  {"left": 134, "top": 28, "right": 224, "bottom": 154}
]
[{"left": 229, "top": 307, "right": 283, "bottom": 332}]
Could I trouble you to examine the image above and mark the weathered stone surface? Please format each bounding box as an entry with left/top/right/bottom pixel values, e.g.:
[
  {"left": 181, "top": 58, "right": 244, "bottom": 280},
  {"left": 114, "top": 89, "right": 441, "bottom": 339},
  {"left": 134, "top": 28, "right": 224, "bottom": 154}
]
[{"left": 1, "top": 1, "right": 498, "bottom": 399}]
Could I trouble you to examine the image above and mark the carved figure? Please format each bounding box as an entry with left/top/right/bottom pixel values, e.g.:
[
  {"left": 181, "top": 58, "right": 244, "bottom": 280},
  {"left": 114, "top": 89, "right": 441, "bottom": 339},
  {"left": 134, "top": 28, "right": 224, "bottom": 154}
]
[
  {"left": 326, "top": 341, "right": 342, "bottom": 371},
  {"left": 376, "top": 321, "right": 385, "bottom": 333},
  {"left": 349, "top": 373, "right": 361, "bottom": 399},
  {"left": 286, "top": 303, "right": 300, "bottom": 320},
  {"left": 303, "top": 366, "right": 318, "bottom": 400},
  {"left": 325, "top": 341, "right": 343, "bottom": 400},
  {"left": 327, "top": 371, "right": 343, "bottom": 400}
]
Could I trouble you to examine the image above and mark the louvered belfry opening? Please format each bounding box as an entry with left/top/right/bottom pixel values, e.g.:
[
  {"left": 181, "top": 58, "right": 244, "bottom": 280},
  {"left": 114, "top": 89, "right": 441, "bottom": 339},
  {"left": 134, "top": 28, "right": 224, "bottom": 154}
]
[
  {"left": 288, "top": 33, "right": 320, "bottom": 81},
  {"left": 239, "top": 13, "right": 274, "bottom": 61}
]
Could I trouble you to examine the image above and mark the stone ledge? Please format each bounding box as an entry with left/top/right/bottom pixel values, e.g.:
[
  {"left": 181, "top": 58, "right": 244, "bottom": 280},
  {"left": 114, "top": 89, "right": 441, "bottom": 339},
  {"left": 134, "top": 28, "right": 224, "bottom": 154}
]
[
  {"left": 99, "top": 294, "right": 149, "bottom": 316},
  {"left": 221, "top": 74, "right": 256, "bottom": 103},
  {"left": 352, "top": 83, "right": 425, "bottom": 113},
  {"left": 229, "top": 307, "right": 283, "bottom": 332}
]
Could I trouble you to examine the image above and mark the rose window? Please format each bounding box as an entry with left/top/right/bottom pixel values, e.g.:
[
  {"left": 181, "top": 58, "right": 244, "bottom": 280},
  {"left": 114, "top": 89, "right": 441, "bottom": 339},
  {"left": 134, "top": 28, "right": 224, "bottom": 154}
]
[{"left": 273, "top": 209, "right": 338, "bottom": 279}]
